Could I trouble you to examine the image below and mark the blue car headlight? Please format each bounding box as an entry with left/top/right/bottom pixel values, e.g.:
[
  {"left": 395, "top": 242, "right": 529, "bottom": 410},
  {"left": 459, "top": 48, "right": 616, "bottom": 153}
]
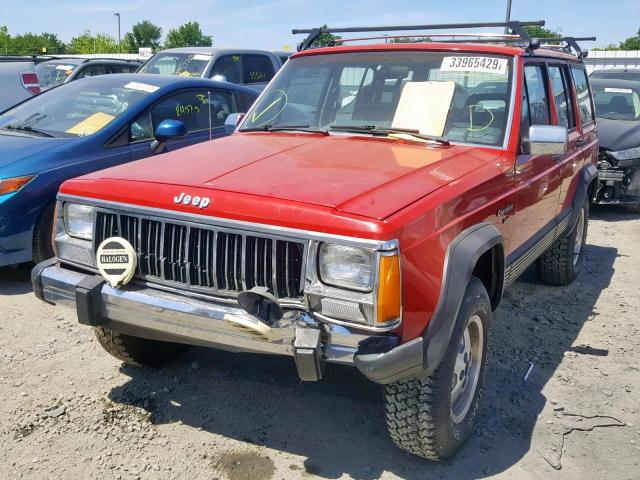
[{"left": 64, "top": 204, "right": 95, "bottom": 240}]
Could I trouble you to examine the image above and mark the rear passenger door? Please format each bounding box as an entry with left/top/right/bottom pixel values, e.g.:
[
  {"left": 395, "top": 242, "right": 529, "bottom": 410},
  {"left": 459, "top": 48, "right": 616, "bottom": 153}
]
[
  {"left": 129, "top": 88, "right": 238, "bottom": 160},
  {"left": 556, "top": 66, "right": 597, "bottom": 215},
  {"left": 511, "top": 63, "right": 564, "bottom": 254}
]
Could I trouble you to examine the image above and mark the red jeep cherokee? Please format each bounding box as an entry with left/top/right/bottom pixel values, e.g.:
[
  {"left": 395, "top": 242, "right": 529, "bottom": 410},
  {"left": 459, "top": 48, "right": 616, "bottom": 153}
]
[{"left": 33, "top": 22, "right": 598, "bottom": 460}]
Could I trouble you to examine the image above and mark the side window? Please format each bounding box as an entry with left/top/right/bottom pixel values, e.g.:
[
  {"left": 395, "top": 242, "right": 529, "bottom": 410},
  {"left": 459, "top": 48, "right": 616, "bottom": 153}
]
[
  {"left": 242, "top": 55, "right": 275, "bottom": 84},
  {"left": 523, "top": 65, "right": 550, "bottom": 125},
  {"left": 570, "top": 67, "right": 595, "bottom": 126},
  {"left": 129, "top": 90, "right": 237, "bottom": 141},
  {"left": 548, "top": 65, "right": 575, "bottom": 129},
  {"left": 239, "top": 92, "right": 257, "bottom": 112},
  {"left": 109, "top": 65, "right": 131, "bottom": 74},
  {"left": 211, "top": 55, "right": 242, "bottom": 84},
  {"left": 77, "top": 65, "right": 106, "bottom": 78},
  {"left": 520, "top": 75, "right": 531, "bottom": 139}
]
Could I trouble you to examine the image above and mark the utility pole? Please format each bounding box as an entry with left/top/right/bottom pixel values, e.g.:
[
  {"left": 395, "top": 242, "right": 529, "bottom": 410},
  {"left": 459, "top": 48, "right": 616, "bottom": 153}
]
[
  {"left": 504, "top": 0, "right": 513, "bottom": 34},
  {"left": 114, "top": 13, "right": 121, "bottom": 52}
]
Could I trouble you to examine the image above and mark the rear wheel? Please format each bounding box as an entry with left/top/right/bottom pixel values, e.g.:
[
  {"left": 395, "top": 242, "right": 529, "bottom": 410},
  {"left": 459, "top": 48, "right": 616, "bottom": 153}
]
[
  {"left": 537, "top": 200, "right": 588, "bottom": 286},
  {"left": 94, "top": 327, "right": 189, "bottom": 367},
  {"left": 32, "top": 202, "right": 56, "bottom": 264},
  {"left": 384, "top": 277, "right": 491, "bottom": 461}
]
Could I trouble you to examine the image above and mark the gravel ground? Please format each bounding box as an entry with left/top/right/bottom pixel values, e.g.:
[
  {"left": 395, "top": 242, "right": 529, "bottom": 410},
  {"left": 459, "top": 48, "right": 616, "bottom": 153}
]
[{"left": 0, "top": 207, "right": 639, "bottom": 480}]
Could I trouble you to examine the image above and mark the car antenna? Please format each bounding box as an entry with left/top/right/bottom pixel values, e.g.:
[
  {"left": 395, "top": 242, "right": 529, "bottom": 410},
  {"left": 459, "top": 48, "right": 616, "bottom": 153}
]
[{"left": 208, "top": 91, "right": 212, "bottom": 141}]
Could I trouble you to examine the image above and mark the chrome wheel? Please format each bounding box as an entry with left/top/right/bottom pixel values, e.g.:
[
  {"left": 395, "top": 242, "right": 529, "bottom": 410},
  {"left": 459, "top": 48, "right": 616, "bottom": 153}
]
[
  {"left": 573, "top": 208, "right": 585, "bottom": 267},
  {"left": 451, "top": 314, "right": 484, "bottom": 424}
]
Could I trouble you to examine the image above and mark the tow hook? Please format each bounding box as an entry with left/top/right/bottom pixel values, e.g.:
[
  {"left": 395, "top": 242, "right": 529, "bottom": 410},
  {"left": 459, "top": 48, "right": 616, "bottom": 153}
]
[{"left": 294, "top": 326, "right": 325, "bottom": 381}]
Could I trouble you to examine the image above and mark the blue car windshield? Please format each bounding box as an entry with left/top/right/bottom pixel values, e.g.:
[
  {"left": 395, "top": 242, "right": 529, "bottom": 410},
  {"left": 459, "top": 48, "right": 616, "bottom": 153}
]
[{"left": 0, "top": 77, "right": 159, "bottom": 138}]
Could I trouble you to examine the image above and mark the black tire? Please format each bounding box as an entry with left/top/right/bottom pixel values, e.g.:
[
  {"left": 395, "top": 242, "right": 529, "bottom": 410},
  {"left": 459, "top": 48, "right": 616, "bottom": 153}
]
[
  {"left": 32, "top": 202, "right": 56, "bottom": 265},
  {"left": 537, "top": 200, "right": 589, "bottom": 286},
  {"left": 94, "top": 327, "right": 189, "bottom": 367},
  {"left": 384, "top": 277, "right": 492, "bottom": 461}
]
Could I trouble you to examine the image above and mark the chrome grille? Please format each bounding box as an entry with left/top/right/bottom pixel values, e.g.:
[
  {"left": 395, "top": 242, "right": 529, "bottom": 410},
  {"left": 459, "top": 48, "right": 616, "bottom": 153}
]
[{"left": 94, "top": 211, "right": 305, "bottom": 299}]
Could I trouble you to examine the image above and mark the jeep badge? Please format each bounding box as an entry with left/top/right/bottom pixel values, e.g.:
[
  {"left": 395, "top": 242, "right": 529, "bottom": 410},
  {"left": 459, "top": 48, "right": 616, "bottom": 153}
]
[
  {"left": 173, "top": 192, "right": 211, "bottom": 209},
  {"left": 96, "top": 237, "right": 137, "bottom": 288}
]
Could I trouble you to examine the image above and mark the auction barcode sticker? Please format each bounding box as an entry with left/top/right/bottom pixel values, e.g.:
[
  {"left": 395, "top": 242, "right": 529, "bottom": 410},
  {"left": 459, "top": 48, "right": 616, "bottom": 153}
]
[
  {"left": 441, "top": 56, "right": 508, "bottom": 74},
  {"left": 605, "top": 87, "right": 632, "bottom": 94}
]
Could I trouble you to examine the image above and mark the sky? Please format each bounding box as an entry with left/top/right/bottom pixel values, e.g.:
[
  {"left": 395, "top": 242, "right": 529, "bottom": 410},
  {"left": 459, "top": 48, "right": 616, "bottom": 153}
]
[{"left": 2, "top": 0, "right": 639, "bottom": 50}]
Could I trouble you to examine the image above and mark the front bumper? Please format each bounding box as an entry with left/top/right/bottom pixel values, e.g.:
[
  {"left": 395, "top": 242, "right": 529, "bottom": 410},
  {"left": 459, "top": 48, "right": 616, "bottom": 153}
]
[{"left": 33, "top": 261, "right": 426, "bottom": 383}]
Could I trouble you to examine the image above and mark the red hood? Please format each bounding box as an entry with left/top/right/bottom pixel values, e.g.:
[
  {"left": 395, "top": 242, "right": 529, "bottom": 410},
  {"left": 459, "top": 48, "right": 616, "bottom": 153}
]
[{"left": 69, "top": 133, "right": 496, "bottom": 221}]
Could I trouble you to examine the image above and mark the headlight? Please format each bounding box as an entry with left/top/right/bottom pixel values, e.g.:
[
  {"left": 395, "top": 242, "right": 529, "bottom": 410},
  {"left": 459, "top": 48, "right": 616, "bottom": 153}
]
[
  {"left": 64, "top": 204, "right": 95, "bottom": 240},
  {"left": 318, "top": 243, "right": 375, "bottom": 292},
  {"left": 609, "top": 146, "right": 640, "bottom": 161},
  {"left": 0, "top": 175, "right": 34, "bottom": 196}
]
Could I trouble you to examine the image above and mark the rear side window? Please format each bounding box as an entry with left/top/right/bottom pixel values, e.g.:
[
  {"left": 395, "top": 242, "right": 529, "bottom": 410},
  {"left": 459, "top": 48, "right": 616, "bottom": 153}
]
[
  {"left": 211, "top": 55, "right": 242, "bottom": 83},
  {"left": 570, "top": 67, "right": 595, "bottom": 126},
  {"left": 548, "top": 65, "right": 575, "bottom": 129},
  {"left": 77, "top": 65, "right": 107, "bottom": 78},
  {"left": 523, "top": 65, "right": 551, "bottom": 125},
  {"left": 242, "top": 55, "right": 275, "bottom": 84}
]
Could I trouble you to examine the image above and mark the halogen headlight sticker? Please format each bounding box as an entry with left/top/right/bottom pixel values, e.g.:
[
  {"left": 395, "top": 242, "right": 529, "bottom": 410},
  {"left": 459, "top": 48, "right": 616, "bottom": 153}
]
[{"left": 96, "top": 237, "right": 137, "bottom": 288}]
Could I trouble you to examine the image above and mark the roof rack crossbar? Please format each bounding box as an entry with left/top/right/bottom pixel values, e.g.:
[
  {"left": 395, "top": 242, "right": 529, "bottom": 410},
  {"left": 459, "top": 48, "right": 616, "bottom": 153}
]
[
  {"left": 293, "top": 20, "right": 545, "bottom": 51},
  {"left": 533, "top": 36, "right": 596, "bottom": 59}
]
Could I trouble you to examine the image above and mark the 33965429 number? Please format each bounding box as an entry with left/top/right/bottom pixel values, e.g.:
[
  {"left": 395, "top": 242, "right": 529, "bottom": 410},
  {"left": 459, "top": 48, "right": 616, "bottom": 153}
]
[{"left": 440, "top": 56, "right": 508, "bottom": 74}]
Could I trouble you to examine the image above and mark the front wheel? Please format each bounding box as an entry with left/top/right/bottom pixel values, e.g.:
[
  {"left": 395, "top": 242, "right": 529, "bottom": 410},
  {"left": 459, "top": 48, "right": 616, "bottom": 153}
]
[{"left": 384, "top": 277, "right": 491, "bottom": 461}]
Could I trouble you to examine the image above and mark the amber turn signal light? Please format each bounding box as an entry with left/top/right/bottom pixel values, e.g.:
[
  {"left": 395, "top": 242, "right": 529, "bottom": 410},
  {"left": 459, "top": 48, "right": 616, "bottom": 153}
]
[
  {"left": 377, "top": 254, "right": 401, "bottom": 324},
  {"left": 0, "top": 175, "right": 34, "bottom": 196}
]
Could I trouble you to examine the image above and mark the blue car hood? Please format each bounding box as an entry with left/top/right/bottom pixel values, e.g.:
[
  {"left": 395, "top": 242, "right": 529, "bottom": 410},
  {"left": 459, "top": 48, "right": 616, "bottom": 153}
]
[{"left": 0, "top": 133, "right": 74, "bottom": 173}]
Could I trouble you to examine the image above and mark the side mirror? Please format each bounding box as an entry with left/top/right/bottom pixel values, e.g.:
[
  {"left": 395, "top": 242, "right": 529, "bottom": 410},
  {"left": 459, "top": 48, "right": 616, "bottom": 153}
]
[
  {"left": 224, "top": 113, "right": 245, "bottom": 135},
  {"left": 528, "top": 125, "right": 568, "bottom": 156},
  {"left": 151, "top": 119, "right": 187, "bottom": 154}
]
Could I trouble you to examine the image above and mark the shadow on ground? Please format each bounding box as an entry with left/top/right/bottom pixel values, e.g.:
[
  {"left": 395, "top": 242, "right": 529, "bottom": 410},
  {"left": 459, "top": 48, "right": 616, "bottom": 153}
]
[
  {"left": 106, "top": 240, "right": 618, "bottom": 479},
  {"left": 0, "top": 263, "right": 33, "bottom": 295}
]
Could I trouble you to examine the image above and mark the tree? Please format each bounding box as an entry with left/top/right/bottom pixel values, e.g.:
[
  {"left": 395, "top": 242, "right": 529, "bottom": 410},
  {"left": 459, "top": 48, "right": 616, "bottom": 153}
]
[
  {"left": 6, "top": 32, "right": 65, "bottom": 55},
  {"left": 164, "top": 21, "right": 212, "bottom": 48},
  {"left": 123, "top": 20, "right": 162, "bottom": 52},
  {"left": 388, "top": 36, "right": 431, "bottom": 43},
  {"left": 311, "top": 25, "right": 342, "bottom": 48},
  {"left": 523, "top": 25, "right": 560, "bottom": 40},
  {"left": 67, "top": 31, "right": 120, "bottom": 54},
  {"left": 619, "top": 28, "right": 640, "bottom": 50}
]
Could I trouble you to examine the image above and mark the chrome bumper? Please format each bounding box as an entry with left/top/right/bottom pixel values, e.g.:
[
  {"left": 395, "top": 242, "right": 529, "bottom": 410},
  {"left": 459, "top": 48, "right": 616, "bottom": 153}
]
[{"left": 35, "top": 262, "right": 380, "bottom": 366}]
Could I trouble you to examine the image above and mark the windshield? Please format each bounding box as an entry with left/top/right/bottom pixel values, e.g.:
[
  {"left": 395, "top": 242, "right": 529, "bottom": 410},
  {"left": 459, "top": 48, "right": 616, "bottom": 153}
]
[
  {"left": 240, "top": 51, "right": 513, "bottom": 147},
  {"left": 0, "top": 76, "right": 158, "bottom": 138},
  {"left": 36, "top": 62, "right": 79, "bottom": 89},
  {"left": 139, "top": 52, "right": 211, "bottom": 77},
  {"left": 593, "top": 85, "right": 640, "bottom": 120}
]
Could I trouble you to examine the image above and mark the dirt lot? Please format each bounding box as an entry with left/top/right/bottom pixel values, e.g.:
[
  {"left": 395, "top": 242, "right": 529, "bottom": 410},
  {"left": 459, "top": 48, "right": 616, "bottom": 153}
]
[{"left": 0, "top": 207, "right": 639, "bottom": 480}]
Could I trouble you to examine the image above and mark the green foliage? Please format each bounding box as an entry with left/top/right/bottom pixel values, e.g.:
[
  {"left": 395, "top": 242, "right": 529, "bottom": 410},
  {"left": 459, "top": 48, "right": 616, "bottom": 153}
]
[
  {"left": 67, "top": 31, "right": 120, "bottom": 54},
  {"left": 123, "top": 20, "right": 162, "bottom": 52},
  {"left": 312, "top": 25, "right": 342, "bottom": 48},
  {"left": 164, "top": 21, "right": 212, "bottom": 49},
  {"left": 0, "top": 26, "right": 65, "bottom": 55},
  {"left": 388, "top": 36, "right": 431, "bottom": 43},
  {"left": 523, "top": 25, "right": 560, "bottom": 39},
  {"left": 593, "top": 28, "right": 640, "bottom": 51}
]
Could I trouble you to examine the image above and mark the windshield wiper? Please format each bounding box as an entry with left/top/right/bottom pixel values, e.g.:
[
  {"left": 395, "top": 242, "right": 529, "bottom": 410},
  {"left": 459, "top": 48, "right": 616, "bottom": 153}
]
[
  {"left": 241, "top": 124, "right": 328, "bottom": 134},
  {"left": 5, "top": 124, "right": 55, "bottom": 138},
  {"left": 329, "top": 124, "right": 449, "bottom": 145}
]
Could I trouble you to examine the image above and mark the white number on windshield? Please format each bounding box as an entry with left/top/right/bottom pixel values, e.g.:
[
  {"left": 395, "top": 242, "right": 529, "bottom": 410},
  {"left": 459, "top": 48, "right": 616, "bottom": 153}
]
[{"left": 441, "top": 56, "right": 508, "bottom": 74}]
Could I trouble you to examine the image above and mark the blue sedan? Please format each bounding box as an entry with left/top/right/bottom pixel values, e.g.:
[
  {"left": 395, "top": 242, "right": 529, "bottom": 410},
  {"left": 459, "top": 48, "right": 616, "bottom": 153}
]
[{"left": 0, "top": 74, "right": 257, "bottom": 266}]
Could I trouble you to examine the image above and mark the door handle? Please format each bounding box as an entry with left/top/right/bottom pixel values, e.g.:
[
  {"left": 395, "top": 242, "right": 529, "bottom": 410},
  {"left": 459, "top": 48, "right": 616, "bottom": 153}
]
[{"left": 575, "top": 138, "right": 587, "bottom": 148}]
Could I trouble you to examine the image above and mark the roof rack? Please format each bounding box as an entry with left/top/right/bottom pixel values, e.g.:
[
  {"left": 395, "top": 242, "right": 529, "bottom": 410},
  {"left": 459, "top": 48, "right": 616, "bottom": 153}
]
[
  {"left": 293, "top": 20, "right": 545, "bottom": 51},
  {"left": 534, "top": 37, "right": 596, "bottom": 59}
]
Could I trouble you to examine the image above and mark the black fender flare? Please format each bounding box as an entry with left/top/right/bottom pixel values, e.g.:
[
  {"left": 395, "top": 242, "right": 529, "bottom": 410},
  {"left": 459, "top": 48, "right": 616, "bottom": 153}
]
[
  {"left": 423, "top": 222, "right": 503, "bottom": 371},
  {"left": 354, "top": 222, "right": 504, "bottom": 384},
  {"left": 566, "top": 163, "right": 598, "bottom": 231}
]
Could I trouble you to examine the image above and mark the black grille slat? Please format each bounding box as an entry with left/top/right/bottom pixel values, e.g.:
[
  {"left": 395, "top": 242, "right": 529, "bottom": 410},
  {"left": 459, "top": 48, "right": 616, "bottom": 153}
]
[{"left": 93, "top": 212, "right": 304, "bottom": 299}]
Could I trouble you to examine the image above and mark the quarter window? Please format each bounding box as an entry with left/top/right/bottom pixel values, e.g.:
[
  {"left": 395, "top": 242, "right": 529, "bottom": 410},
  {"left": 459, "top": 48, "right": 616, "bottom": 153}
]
[
  {"left": 570, "top": 67, "right": 595, "bottom": 126},
  {"left": 523, "top": 65, "right": 551, "bottom": 125}
]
